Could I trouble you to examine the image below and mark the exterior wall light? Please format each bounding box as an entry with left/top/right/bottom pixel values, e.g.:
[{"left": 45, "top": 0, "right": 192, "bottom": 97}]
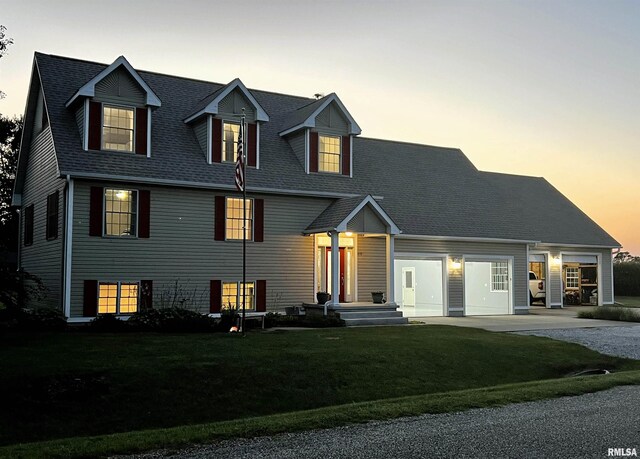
[
  {"left": 553, "top": 256, "right": 561, "bottom": 265},
  {"left": 451, "top": 257, "right": 462, "bottom": 270}
]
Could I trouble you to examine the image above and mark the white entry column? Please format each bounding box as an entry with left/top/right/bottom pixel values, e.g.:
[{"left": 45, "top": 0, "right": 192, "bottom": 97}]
[
  {"left": 331, "top": 231, "right": 340, "bottom": 305},
  {"left": 386, "top": 234, "right": 395, "bottom": 304}
]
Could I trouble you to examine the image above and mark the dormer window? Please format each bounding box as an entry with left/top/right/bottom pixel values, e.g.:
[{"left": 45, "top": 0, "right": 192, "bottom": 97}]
[
  {"left": 223, "top": 121, "right": 240, "bottom": 162},
  {"left": 102, "top": 105, "right": 135, "bottom": 152},
  {"left": 319, "top": 135, "right": 341, "bottom": 174}
]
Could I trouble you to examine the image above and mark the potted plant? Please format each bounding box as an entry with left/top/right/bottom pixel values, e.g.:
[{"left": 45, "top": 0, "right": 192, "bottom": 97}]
[
  {"left": 371, "top": 291, "right": 385, "bottom": 304},
  {"left": 316, "top": 292, "right": 331, "bottom": 304}
]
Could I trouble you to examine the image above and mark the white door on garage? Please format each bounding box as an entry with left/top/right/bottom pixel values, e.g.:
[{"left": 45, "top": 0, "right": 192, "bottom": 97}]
[
  {"left": 395, "top": 259, "right": 444, "bottom": 316},
  {"left": 464, "top": 260, "right": 511, "bottom": 315}
]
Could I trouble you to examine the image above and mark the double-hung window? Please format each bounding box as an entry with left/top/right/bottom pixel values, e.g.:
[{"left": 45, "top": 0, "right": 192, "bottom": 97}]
[
  {"left": 318, "top": 135, "right": 341, "bottom": 173},
  {"left": 223, "top": 122, "right": 240, "bottom": 162},
  {"left": 98, "top": 282, "right": 139, "bottom": 314},
  {"left": 225, "top": 197, "right": 253, "bottom": 240},
  {"left": 222, "top": 281, "right": 255, "bottom": 311},
  {"left": 102, "top": 105, "right": 134, "bottom": 152},
  {"left": 565, "top": 267, "right": 579, "bottom": 289},
  {"left": 104, "top": 189, "right": 138, "bottom": 237},
  {"left": 490, "top": 262, "right": 509, "bottom": 292}
]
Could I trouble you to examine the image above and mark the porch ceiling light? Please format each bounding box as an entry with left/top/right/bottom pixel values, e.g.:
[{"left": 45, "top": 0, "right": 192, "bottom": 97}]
[{"left": 345, "top": 231, "right": 353, "bottom": 237}]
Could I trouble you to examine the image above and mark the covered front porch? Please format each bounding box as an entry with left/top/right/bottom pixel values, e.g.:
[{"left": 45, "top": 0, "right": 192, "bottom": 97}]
[{"left": 303, "top": 195, "right": 405, "bottom": 325}]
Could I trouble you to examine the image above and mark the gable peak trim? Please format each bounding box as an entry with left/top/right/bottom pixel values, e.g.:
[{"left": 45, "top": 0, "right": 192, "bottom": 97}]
[
  {"left": 64, "top": 55, "right": 161, "bottom": 108},
  {"left": 279, "top": 93, "right": 362, "bottom": 137}
]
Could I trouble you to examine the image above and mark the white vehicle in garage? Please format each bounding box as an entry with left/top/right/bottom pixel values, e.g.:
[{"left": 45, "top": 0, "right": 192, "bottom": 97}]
[{"left": 529, "top": 271, "right": 546, "bottom": 305}]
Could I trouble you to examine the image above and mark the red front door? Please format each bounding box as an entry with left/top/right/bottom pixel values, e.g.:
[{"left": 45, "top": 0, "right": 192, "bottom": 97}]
[{"left": 326, "top": 247, "right": 345, "bottom": 302}]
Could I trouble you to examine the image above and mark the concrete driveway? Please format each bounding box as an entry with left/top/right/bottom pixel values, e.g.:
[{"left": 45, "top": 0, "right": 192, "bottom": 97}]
[{"left": 414, "top": 307, "right": 634, "bottom": 332}]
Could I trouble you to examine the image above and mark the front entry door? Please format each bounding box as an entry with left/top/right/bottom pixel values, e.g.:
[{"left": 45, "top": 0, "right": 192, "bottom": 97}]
[
  {"left": 326, "top": 247, "right": 346, "bottom": 302},
  {"left": 402, "top": 267, "right": 416, "bottom": 307}
]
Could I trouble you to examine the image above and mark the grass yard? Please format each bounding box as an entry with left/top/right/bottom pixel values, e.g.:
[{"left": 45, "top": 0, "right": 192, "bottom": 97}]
[
  {"left": 615, "top": 296, "right": 640, "bottom": 307},
  {"left": 1, "top": 326, "right": 639, "bottom": 448}
]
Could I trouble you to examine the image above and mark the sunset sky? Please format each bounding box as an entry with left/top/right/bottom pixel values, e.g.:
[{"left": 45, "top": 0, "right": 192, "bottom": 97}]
[{"left": 1, "top": 0, "right": 638, "bottom": 253}]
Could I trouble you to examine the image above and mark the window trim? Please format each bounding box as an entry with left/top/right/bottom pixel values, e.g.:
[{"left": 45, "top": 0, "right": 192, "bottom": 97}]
[
  {"left": 224, "top": 196, "right": 254, "bottom": 241},
  {"left": 222, "top": 120, "right": 241, "bottom": 163},
  {"left": 97, "top": 280, "right": 140, "bottom": 315},
  {"left": 565, "top": 266, "right": 580, "bottom": 289},
  {"left": 101, "top": 103, "right": 136, "bottom": 153},
  {"left": 317, "top": 134, "right": 342, "bottom": 174},
  {"left": 221, "top": 280, "right": 256, "bottom": 311},
  {"left": 102, "top": 188, "right": 139, "bottom": 238},
  {"left": 46, "top": 191, "right": 59, "bottom": 241}
]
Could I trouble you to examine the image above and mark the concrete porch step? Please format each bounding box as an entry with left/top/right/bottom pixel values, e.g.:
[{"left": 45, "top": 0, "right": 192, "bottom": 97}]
[
  {"left": 338, "top": 310, "right": 404, "bottom": 319},
  {"left": 341, "top": 316, "right": 409, "bottom": 326}
]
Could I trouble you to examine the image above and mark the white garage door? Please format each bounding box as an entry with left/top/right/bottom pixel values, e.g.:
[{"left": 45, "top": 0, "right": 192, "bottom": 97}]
[
  {"left": 394, "top": 259, "right": 444, "bottom": 317},
  {"left": 464, "top": 260, "right": 511, "bottom": 315}
]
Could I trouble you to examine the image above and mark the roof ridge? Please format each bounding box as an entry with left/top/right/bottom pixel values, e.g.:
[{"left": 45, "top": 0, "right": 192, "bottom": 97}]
[
  {"left": 356, "top": 135, "right": 462, "bottom": 152},
  {"left": 36, "top": 52, "right": 315, "bottom": 103},
  {"left": 481, "top": 170, "right": 544, "bottom": 180}
]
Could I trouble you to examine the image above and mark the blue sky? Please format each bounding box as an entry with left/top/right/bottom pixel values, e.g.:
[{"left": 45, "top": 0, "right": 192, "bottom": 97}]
[{"left": 1, "top": 0, "right": 639, "bottom": 252}]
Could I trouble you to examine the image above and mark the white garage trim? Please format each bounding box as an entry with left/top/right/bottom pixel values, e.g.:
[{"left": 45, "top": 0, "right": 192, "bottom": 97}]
[
  {"left": 560, "top": 251, "right": 603, "bottom": 307},
  {"left": 463, "top": 255, "right": 514, "bottom": 315},
  {"left": 529, "top": 250, "right": 551, "bottom": 309}
]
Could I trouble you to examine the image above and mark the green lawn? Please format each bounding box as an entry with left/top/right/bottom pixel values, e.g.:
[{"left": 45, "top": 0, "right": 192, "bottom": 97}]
[
  {"left": 1, "top": 326, "right": 638, "bottom": 448},
  {"left": 615, "top": 296, "right": 640, "bottom": 307}
]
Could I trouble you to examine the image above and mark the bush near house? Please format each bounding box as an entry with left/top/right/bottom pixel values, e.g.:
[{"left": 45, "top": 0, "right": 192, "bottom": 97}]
[{"left": 578, "top": 306, "right": 640, "bottom": 322}]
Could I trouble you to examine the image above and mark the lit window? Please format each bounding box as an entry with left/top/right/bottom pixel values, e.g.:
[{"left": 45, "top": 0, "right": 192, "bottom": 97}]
[
  {"left": 222, "top": 281, "right": 255, "bottom": 311},
  {"left": 225, "top": 197, "right": 252, "bottom": 240},
  {"left": 319, "top": 135, "right": 341, "bottom": 173},
  {"left": 490, "top": 262, "right": 509, "bottom": 292},
  {"left": 223, "top": 122, "right": 240, "bottom": 162},
  {"left": 102, "top": 106, "right": 134, "bottom": 152},
  {"left": 566, "top": 267, "right": 579, "bottom": 289},
  {"left": 98, "top": 282, "right": 138, "bottom": 314},
  {"left": 104, "top": 189, "right": 137, "bottom": 236}
]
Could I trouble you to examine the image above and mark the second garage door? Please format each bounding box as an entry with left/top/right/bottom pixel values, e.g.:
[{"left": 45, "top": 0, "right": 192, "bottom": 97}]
[
  {"left": 464, "top": 259, "right": 511, "bottom": 315},
  {"left": 394, "top": 258, "right": 445, "bottom": 317}
]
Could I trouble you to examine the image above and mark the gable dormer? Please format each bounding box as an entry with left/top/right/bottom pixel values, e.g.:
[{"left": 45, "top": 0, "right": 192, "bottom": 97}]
[
  {"left": 279, "top": 93, "right": 361, "bottom": 178},
  {"left": 65, "top": 56, "right": 161, "bottom": 157},
  {"left": 184, "top": 78, "right": 269, "bottom": 168}
]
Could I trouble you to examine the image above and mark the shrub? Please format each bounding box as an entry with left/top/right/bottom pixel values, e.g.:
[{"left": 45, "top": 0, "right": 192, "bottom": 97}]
[
  {"left": 89, "top": 314, "right": 129, "bottom": 332},
  {"left": 577, "top": 306, "right": 640, "bottom": 323},
  {"left": 0, "top": 307, "right": 67, "bottom": 331},
  {"left": 613, "top": 262, "right": 640, "bottom": 296},
  {"left": 128, "top": 307, "right": 217, "bottom": 332}
]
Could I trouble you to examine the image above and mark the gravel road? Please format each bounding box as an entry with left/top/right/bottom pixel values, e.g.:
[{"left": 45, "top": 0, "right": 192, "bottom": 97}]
[
  {"left": 516, "top": 325, "right": 640, "bottom": 360},
  {"left": 122, "top": 385, "right": 640, "bottom": 459}
]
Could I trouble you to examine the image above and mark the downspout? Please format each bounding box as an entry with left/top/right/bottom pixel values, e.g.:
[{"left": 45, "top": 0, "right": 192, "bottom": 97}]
[{"left": 62, "top": 175, "right": 74, "bottom": 319}]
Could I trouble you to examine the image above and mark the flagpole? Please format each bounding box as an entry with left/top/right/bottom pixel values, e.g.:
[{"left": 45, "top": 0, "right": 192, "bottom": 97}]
[{"left": 241, "top": 109, "right": 247, "bottom": 337}]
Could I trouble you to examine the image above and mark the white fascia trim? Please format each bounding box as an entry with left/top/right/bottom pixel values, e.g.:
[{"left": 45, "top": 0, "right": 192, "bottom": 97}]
[
  {"left": 533, "top": 242, "right": 620, "bottom": 249},
  {"left": 334, "top": 195, "right": 401, "bottom": 235},
  {"left": 60, "top": 171, "right": 366, "bottom": 199},
  {"left": 278, "top": 93, "right": 362, "bottom": 137},
  {"left": 184, "top": 78, "right": 269, "bottom": 123},
  {"left": 206, "top": 115, "right": 213, "bottom": 164},
  {"left": 146, "top": 107, "right": 152, "bottom": 158},
  {"left": 256, "top": 122, "right": 260, "bottom": 169},
  {"left": 63, "top": 177, "right": 74, "bottom": 319},
  {"left": 65, "top": 56, "right": 161, "bottom": 107},
  {"left": 399, "top": 234, "right": 539, "bottom": 244},
  {"left": 83, "top": 99, "right": 89, "bottom": 151}
]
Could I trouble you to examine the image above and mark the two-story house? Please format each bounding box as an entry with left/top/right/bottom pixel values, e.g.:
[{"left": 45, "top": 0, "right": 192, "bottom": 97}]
[{"left": 12, "top": 52, "right": 620, "bottom": 323}]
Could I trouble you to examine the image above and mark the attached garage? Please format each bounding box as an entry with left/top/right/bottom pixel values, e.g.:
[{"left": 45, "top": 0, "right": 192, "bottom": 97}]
[
  {"left": 464, "top": 259, "right": 512, "bottom": 315},
  {"left": 394, "top": 258, "right": 445, "bottom": 317}
]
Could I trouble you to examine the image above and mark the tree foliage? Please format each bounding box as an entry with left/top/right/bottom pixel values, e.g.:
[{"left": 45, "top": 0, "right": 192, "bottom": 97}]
[
  {"left": 0, "top": 25, "right": 14, "bottom": 99},
  {"left": 613, "top": 251, "right": 640, "bottom": 296},
  {"left": 0, "top": 115, "right": 22, "bottom": 252}
]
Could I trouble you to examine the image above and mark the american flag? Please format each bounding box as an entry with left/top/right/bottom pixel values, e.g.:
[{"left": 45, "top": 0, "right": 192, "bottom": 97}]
[{"left": 234, "top": 121, "right": 245, "bottom": 192}]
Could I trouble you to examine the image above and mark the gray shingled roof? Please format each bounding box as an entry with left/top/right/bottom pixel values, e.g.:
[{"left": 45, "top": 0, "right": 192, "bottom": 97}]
[
  {"left": 278, "top": 94, "right": 332, "bottom": 134},
  {"left": 29, "top": 53, "right": 619, "bottom": 247},
  {"left": 306, "top": 195, "right": 367, "bottom": 231}
]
